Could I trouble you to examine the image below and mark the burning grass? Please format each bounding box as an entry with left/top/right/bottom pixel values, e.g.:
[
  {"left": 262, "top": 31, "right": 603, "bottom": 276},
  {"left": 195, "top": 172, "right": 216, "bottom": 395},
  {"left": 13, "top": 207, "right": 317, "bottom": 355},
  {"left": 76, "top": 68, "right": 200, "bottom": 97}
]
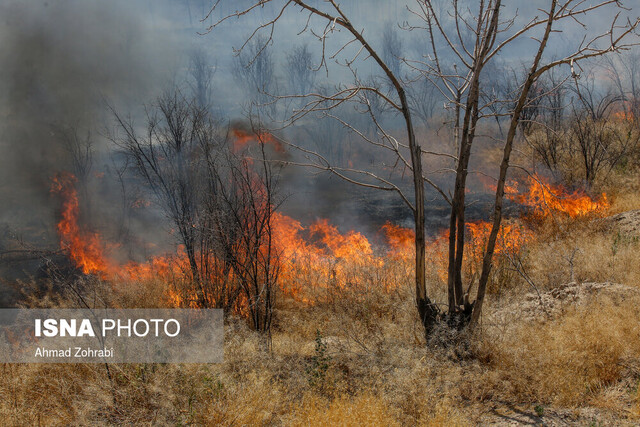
[
  {"left": 508, "top": 175, "right": 609, "bottom": 219},
  {"left": 49, "top": 169, "right": 615, "bottom": 306},
  {"left": 18, "top": 170, "right": 639, "bottom": 424}
]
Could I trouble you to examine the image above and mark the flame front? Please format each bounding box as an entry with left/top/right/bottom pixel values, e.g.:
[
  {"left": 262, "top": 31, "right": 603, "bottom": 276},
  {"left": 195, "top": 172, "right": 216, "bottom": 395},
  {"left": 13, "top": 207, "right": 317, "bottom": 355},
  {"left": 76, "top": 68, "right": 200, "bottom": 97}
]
[
  {"left": 50, "top": 172, "right": 183, "bottom": 283},
  {"left": 511, "top": 175, "right": 609, "bottom": 218},
  {"left": 50, "top": 170, "right": 610, "bottom": 306},
  {"left": 50, "top": 172, "right": 113, "bottom": 278},
  {"left": 231, "top": 129, "right": 284, "bottom": 153}
]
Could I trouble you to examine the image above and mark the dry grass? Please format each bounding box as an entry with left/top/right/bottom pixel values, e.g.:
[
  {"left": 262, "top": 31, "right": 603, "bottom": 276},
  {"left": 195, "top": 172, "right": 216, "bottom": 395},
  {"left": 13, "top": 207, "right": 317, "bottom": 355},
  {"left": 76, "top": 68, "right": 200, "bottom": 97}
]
[
  {"left": 2, "top": 174, "right": 640, "bottom": 425},
  {"left": 523, "top": 221, "right": 640, "bottom": 289},
  {"left": 2, "top": 278, "right": 639, "bottom": 425},
  {"left": 479, "top": 295, "right": 640, "bottom": 408}
]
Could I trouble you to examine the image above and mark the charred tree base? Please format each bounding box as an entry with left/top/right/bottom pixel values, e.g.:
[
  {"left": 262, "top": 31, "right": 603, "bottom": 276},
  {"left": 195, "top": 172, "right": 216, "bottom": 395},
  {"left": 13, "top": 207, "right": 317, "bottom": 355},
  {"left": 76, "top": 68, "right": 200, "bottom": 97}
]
[
  {"left": 417, "top": 296, "right": 439, "bottom": 337},
  {"left": 444, "top": 302, "right": 475, "bottom": 331},
  {"left": 418, "top": 300, "right": 475, "bottom": 351}
]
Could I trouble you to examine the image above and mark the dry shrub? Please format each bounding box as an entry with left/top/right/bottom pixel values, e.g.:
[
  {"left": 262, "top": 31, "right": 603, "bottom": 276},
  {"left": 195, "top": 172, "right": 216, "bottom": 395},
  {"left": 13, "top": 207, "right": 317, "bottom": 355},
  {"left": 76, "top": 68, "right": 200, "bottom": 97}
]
[
  {"left": 192, "top": 369, "right": 288, "bottom": 425},
  {"left": 111, "top": 276, "right": 177, "bottom": 308},
  {"left": 4, "top": 280, "right": 639, "bottom": 424},
  {"left": 603, "top": 169, "right": 640, "bottom": 213},
  {"left": 380, "top": 360, "right": 474, "bottom": 426},
  {"left": 287, "top": 393, "right": 400, "bottom": 426},
  {"left": 480, "top": 295, "right": 640, "bottom": 406},
  {"left": 633, "top": 385, "right": 640, "bottom": 418},
  {"left": 526, "top": 223, "right": 640, "bottom": 290},
  {"left": 0, "top": 364, "right": 114, "bottom": 424}
]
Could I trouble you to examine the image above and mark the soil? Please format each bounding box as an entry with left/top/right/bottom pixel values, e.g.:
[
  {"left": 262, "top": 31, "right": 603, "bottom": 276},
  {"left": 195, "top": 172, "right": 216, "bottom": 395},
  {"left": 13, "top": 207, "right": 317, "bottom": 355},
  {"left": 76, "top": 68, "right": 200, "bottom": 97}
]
[
  {"left": 598, "top": 209, "right": 640, "bottom": 238},
  {"left": 491, "top": 281, "right": 640, "bottom": 325}
]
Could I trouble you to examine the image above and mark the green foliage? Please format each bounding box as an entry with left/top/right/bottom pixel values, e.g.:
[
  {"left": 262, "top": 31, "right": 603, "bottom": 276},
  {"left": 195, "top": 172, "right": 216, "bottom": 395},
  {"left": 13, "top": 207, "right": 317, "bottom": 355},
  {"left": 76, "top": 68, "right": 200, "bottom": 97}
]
[
  {"left": 611, "top": 230, "right": 639, "bottom": 256},
  {"left": 306, "top": 329, "right": 331, "bottom": 389},
  {"left": 534, "top": 404, "right": 544, "bottom": 417}
]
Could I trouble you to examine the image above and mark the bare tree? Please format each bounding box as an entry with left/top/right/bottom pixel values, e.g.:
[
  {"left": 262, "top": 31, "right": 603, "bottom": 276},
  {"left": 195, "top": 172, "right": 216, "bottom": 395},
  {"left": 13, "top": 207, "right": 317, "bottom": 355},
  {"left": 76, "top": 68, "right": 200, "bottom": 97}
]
[
  {"left": 111, "top": 91, "right": 241, "bottom": 309},
  {"left": 111, "top": 91, "right": 280, "bottom": 333},
  {"left": 603, "top": 49, "right": 640, "bottom": 125},
  {"left": 59, "top": 125, "right": 93, "bottom": 185},
  {"left": 522, "top": 68, "right": 570, "bottom": 176},
  {"left": 205, "top": 1, "right": 639, "bottom": 338},
  {"left": 112, "top": 91, "right": 211, "bottom": 285},
  {"left": 54, "top": 123, "right": 94, "bottom": 218},
  {"left": 234, "top": 34, "right": 276, "bottom": 110},
  {"left": 407, "top": 77, "right": 440, "bottom": 129},
  {"left": 568, "top": 75, "right": 639, "bottom": 185},
  {"left": 286, "top": 43, "right": 316, "bottom": 96},
  {"left": 188, "top": 47, "right": 215, "bottom": 111},
  {"left": 205, "top": 137, "right": 281, "bottom": 335},
  {"left": 382, "top": 22, "right": 403, "bottom": 78}
]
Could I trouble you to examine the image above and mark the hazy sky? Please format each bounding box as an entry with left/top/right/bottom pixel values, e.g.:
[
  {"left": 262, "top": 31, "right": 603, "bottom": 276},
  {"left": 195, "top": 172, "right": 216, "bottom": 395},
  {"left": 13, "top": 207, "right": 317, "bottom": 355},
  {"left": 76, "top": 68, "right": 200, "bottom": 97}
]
[{"left": 0, "top": 0, "right": 636, "bottom": 251}]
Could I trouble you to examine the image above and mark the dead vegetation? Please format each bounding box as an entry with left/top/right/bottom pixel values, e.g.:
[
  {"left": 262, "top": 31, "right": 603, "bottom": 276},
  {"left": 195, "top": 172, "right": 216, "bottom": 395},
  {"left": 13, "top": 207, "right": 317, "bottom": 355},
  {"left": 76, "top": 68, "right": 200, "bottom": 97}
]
[
  {"left": 2, "top": 287, "right": 639, "bottom": 425},
  {"left": 2, "top": 175, "right": 640, "bottom": 425},
  {"left": 2, "top": 1, "right": 640, "bottom": 425}
]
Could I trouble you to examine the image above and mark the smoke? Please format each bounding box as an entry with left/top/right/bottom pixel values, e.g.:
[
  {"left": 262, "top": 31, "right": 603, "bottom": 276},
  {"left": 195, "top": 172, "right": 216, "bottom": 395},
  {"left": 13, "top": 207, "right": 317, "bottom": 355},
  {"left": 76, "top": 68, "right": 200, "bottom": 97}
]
[
  {"left": 0, "top": 0, "right": 626, "bottom": 291},
  {"left": 0, "top": 0, "right": 180, "bottom": 236}
]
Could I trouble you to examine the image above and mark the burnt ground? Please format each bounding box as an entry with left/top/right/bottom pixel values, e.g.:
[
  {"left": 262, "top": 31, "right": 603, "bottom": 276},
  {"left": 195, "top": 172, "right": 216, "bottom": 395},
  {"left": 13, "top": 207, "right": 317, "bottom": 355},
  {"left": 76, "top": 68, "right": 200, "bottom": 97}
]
[
  {"left": 280, "top": 173, "right": 522, "bottom": 240},
  {"left": 0, "top": 171, "right": 523, "bottom": 307}
]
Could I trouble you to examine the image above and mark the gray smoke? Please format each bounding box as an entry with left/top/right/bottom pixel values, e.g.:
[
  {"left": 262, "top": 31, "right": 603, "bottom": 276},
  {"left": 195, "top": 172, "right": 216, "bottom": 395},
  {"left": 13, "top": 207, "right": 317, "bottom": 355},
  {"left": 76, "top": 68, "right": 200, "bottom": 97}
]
[{"left": 0, "top": 0, "right": 182, "bottom": 240}]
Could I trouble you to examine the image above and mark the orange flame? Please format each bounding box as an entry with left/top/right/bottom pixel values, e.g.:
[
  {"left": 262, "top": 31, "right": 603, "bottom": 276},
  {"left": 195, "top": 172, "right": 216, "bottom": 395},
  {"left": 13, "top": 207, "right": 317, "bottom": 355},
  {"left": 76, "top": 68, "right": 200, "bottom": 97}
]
[
  {"left": 50, "top": 168, "right": 609, "bottom": 308},
  {"left": 511, "top": 175, "right": 608, "bottom": 219},
  {"left": 50, "top": 172, "right": 114, "bottom": 278},
  {"left": 466, "top": 220, "right": 531, "bottom": 257},
  {"left": 484, "top": 174, "right": 608, "bottom": 219},
  {"left": 231, "top": 129, "right": 285, "bottom": 153},
  {"left": 381, "top": 222, "right": 414, "bottom": 260},
  {"left": 50, "top": 172, "right": 185, "bottom": 283}
]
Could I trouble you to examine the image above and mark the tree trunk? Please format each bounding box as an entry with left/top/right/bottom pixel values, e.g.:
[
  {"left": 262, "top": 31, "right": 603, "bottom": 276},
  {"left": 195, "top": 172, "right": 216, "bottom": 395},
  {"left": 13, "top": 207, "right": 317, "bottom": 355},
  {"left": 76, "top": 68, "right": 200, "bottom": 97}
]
[
  {"left": 412, "top": 141, "right": 438, "bottom": 336},
  {"left": 471, "top": 0, "right": 557, "bottom": 328}
]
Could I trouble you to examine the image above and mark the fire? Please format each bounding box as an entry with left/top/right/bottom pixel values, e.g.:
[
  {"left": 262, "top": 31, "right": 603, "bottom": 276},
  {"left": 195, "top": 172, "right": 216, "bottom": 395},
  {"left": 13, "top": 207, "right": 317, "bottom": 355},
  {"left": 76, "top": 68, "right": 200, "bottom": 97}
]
[
  {"left": 231, "top": 129, "right": 285, "bottom": 153},
  {"left": 50, "top": 172, "right": 114, "bottom": 278},
  {"left": 466, "top": 220, "right": 531, "bottom": 257},
  {"left": 611, "top": 100, "right": 636, "bottom": 122},
  {"left": 49, "top": 172, "right": 390, "bottom": 305},
  {"left": 484, "top": 174, "right": 609, "bottom": 219},
  {"left": 50, "top": 167, "right": 610, "bottom": 308},
  {"left": 380, "top": 220, "right": 531, "bottom": 284},
  {"left": 271, "top": 213, "right": 375, "bottom": 265},
  {"left": 131, "top": 198, "right": 151, "bottom": 209},
  {"left": 309, "top": 219, "right": 373, "bottom": 262},
  {"left": 50, "top": 172, "right": 183, "bottom": 283},
  {"left": 511, "top": 175, "right": 609, "bottom": 219},
  {"left": 272, "top": 213, "right": 382, "bottom": 301},
  {"left": 381, "top": 222, "right": 414, "bottom": 260},
  {"left": 612, "top": 110, "right": 634, "bottom": 122}
]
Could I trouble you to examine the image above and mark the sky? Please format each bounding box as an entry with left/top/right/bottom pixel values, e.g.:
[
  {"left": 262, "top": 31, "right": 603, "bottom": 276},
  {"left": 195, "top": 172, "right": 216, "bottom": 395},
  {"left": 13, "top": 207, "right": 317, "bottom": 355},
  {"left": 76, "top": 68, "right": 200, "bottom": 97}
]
[{"left": 0, "top": 0, "right": 636, "bottom": 280}]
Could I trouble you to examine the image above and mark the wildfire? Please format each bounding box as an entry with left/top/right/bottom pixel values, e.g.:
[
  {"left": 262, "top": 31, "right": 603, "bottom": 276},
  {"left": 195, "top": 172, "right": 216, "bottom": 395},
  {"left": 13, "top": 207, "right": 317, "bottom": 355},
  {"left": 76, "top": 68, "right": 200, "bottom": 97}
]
[
  {"left": 231, "top": 129, "right": 285, "bottom": 153},
  {"left": 50, "top": 172, "right": 183, "bottom": 283},
  {"left": 50, "top": 172, "right": 114, "bottom": 278},
  {"left": 510, "top": 175, "right": 609, "bottom": 219},
  {"left": 381, "top": 222, "right": 414, "bottom": 260},
  {"left": 466, "top": 220, "right": 531, "bottom": 257},
  {"left": 49, "top": 173, "right": 391, "bottom": 304},
  {"left": 310, "top": 219, "right": 373, "bottom": 263},
  {"left": 272, "top": 213, "right": 381, "bottom": 301},
  {"left": 612, "top": 110, "right": 635, "bottom": 122},
  {"left": 484, "top": 174, "right": 609, "bottom": 219},
  {"left": 49, "top": 168, "right": 610, "bottom": 308}
]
